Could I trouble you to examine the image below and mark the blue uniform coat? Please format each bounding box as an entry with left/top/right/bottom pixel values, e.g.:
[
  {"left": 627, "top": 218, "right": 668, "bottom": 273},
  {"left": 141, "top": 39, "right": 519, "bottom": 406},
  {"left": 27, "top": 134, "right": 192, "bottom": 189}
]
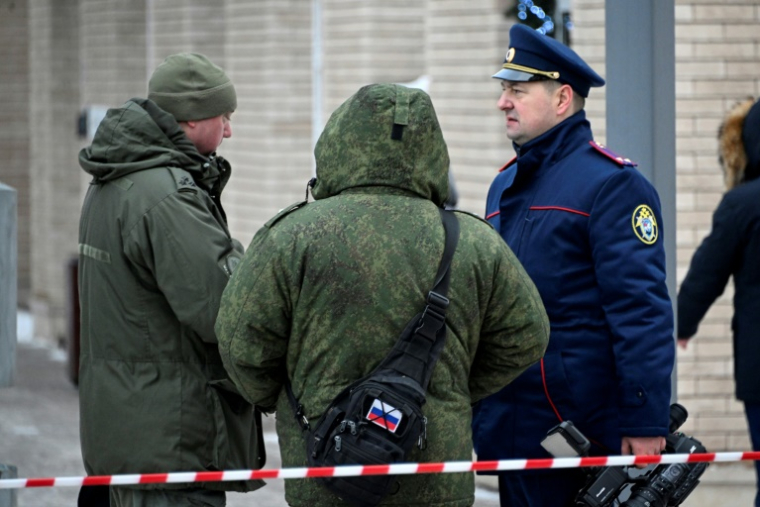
[{"left": 472, "top": 111, "right": 674, "bottom": 461}]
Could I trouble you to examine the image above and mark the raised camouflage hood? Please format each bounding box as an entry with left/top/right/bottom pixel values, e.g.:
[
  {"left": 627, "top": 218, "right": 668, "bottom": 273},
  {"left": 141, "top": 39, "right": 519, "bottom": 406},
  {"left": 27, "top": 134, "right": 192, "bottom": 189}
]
[
  {"left": 79, "top": 98, "right": 205, "bottom": 183},
  {"left": 312, "top": 84, "right": 450, "bottom": 206}
]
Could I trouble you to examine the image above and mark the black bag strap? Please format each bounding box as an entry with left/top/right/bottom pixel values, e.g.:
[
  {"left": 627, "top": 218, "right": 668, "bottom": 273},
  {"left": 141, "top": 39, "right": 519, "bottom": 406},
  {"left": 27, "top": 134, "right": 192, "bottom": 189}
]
[
  {"left": 431, "top": 207, "right": 459, "bottom": 294},
  {"left": 285, "top": 208, "right": 459, "bottom": 431},
  {"left": 372, "top": 208, "right": 458, "bottom": 390}
]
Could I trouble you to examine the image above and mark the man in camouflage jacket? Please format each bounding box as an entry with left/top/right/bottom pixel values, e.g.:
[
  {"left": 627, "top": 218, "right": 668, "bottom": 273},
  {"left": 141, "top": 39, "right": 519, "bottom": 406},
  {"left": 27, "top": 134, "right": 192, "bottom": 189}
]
[{"left": 216, "top": 83, "right": 550, "bottom": 507}]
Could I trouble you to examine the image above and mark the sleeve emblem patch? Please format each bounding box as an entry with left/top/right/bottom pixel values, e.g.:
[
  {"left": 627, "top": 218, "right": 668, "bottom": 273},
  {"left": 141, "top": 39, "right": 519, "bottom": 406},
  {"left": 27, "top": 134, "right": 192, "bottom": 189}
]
[{"left": 632, "top": 204, "right": 658, "bottom": 245}]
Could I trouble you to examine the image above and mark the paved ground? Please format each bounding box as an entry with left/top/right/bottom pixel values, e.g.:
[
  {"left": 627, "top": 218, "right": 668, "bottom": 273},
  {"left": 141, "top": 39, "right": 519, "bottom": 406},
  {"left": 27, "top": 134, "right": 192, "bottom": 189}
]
[{"left": 0, "top": 336, "right": 499, "bottom": 507}]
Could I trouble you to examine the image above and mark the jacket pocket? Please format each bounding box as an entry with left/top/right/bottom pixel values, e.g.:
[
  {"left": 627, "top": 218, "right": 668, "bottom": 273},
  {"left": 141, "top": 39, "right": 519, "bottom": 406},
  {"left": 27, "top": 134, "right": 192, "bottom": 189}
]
[
  {"left": 207, "top": 379, "right": 266, "bottom": 492},
  {"left": 540, "top": 351, "right": 577, "bottom": 422}
]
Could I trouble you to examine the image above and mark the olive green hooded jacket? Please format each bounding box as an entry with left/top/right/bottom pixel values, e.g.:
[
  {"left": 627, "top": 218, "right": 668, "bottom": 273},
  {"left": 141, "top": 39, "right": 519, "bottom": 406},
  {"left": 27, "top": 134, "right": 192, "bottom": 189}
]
[
  {"left": 216, "top": 84, "right": 549, "bottom": 506},
  {"left": 78, "top": 98, "right": 263, "bottom": 492}
]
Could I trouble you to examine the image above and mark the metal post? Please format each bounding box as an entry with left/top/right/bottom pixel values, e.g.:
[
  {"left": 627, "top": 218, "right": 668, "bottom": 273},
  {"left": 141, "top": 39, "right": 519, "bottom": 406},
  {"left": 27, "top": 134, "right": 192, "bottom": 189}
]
[
  {"left": 0, "top": 464, "right": 17, "bottom": 507},
  {"left": 605, "top": 0, "right": 677, "bottom": 398},
  {"left": 0, "top": 183, "right": 17, "bottom": 388},
  {"left": 0, "top": 183, "right": 18, "bottom": 507}
]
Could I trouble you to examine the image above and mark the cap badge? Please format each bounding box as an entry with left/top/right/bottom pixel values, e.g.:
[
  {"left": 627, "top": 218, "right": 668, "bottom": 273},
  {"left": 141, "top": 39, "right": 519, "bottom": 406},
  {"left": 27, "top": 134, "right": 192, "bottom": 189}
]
[
  {"left": 632, "top": 205, "right": 658, "bottom": 245},
  {"left": 506, "top": 48, "right": 515, "bottom": 64}
]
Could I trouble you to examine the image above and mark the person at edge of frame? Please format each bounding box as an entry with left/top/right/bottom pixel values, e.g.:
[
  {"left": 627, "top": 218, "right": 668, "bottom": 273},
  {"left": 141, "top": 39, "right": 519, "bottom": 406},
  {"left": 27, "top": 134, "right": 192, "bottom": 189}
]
[
  {"left": 471, "top": 23, "right": 675, "bottom": 507},
  {"left": 678, "top": 97, "right": 760, "bottom": 507},
  {"left": 76, "top": 53, "right": 265, "bottom": 507},
  {"left": 215, "top": 82, "right": 551, "bottom": 507}
]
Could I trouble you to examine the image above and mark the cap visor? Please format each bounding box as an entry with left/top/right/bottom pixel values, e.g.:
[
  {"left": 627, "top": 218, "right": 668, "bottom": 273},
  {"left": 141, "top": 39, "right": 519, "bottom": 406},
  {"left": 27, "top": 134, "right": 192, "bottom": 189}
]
[{"left": 492, "top": 68, "right": 535, "bottom": 81}]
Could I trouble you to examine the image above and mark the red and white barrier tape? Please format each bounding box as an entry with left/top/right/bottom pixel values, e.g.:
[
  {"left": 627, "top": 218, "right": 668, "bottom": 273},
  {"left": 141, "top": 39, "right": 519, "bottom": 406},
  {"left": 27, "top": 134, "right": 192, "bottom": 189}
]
[{"left": 4, "top": 452, "right": 760, "bottom": 489}]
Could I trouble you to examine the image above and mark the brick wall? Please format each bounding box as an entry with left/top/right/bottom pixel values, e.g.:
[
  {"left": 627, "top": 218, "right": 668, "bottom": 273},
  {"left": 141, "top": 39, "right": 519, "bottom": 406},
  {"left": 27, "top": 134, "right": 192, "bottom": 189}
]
[
  {"left": 0, "top": 0, "right": 30, "bottom": 307},
  {"left": 571, "top": 0, "right": 606, "bottom": 140},
  {"left": 220, "top": 1, "right": 434, "bottom": 245},
  {"left": 673, "top": 1, "right": 760, "bottom": 459},
  {"left": 80, "top": 0, "right": 147, "bottom": 107},
  {"left": 426, "top": 0, "right": 512, "bottom": 215},
  {"left": 322, "top": 0, "right": 426, "bottom": 112},
  {"left": 151, "top": 0, "right": 226, "bottom": 68},
  {"left": 221, "top": 0, "right": 312, "bottom": 245}
]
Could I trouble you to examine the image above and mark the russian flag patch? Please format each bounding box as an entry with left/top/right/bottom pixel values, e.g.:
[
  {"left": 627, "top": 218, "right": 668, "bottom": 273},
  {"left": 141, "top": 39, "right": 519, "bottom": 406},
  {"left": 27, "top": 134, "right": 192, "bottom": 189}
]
[{"left": 366, "top": 399, "right": 403, "bottom": 433}]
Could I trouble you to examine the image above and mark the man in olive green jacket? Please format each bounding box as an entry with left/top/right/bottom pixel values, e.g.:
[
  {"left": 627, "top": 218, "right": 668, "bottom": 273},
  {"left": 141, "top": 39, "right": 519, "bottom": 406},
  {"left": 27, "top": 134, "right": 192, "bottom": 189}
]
[
  {"left": 78, "top": 53, "right": 264, "bottom": 507},
  {"left": 216, "top": 83, "right": 550, "bottom": 507}
]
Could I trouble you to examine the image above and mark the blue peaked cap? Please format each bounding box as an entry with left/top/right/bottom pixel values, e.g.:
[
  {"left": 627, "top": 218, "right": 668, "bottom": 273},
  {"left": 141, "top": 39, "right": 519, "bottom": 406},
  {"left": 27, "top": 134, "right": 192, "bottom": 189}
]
[{"left": 493, "top": 24, "right": 605, "bottom": 98}]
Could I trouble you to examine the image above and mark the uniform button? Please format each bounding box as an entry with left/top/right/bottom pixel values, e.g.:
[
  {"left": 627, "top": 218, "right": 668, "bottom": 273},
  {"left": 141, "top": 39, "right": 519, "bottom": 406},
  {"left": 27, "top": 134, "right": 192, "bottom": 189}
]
[{"left": 637, "top": 391, "right": 643, "bottom": 397}]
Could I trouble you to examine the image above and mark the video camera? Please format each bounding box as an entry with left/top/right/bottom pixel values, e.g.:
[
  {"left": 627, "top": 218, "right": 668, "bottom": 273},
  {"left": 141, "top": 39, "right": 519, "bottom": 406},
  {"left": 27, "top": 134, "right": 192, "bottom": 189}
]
[{"left": 540, "top": 403, "right": 708, "bottom": 506}]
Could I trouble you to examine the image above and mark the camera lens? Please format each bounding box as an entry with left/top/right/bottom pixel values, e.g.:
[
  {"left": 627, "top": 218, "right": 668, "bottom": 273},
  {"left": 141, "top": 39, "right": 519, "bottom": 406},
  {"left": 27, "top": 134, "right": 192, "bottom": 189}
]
[
  {"left": 622, "top": 486, "right": 662, "bottom": 507},
  {"left": 669, "top": 403, "right": 688, "bottom": 433},
  {"left": 622, "top": 464, "right": 685, "bottom": 507}
]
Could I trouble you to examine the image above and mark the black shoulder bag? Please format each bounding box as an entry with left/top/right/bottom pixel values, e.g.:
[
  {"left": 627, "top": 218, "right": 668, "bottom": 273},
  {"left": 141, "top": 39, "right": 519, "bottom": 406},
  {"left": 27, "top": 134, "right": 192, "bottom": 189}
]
[{"left": 285, "top": 208, "right": 460, "bottom": 507}]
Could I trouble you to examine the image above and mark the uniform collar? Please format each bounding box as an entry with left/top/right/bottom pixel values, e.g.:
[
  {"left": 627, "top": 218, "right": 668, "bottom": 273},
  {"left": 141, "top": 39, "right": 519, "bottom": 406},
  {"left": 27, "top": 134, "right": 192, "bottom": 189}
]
[{"left": 514, "top": 110, "right": 593, "bottom": 173}]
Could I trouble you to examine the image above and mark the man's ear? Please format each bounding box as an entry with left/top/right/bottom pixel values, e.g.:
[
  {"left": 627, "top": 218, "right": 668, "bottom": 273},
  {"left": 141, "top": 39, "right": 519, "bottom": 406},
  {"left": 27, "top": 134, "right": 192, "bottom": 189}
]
[
  {"left": 184, "top": 120, "right": 198, "bottom": 129},
  {"left": 555, "top": 84, "right": 574, "bottom": 116}
]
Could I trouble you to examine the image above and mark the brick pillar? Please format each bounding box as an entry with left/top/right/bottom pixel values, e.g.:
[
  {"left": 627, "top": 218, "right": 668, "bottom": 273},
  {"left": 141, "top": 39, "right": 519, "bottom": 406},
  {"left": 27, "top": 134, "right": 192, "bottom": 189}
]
[
  {"left": 28, "top": 0, "right": 81, "bottom": 346},
  {"left": 0, "top": 0, "right": 30, "bottom": 308}
]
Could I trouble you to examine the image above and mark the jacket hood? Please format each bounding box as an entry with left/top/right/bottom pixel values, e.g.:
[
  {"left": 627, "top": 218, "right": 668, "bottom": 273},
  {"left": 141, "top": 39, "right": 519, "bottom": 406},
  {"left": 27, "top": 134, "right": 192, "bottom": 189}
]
[
  {"left": 719, "top": 97, "right": 760, "bottom": 190},
  {"left": 312, "top": 84, "right": 450, "bottom": 206},
  {"left": 79, "top": 98, "right": 206, "bottom": 182}
]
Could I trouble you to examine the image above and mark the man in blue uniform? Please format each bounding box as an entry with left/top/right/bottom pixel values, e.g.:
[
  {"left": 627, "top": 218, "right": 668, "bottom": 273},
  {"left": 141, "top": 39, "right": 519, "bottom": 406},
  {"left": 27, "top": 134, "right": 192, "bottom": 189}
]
[{"left": 471, "top": 24, "right": 675, "bottom": 506}]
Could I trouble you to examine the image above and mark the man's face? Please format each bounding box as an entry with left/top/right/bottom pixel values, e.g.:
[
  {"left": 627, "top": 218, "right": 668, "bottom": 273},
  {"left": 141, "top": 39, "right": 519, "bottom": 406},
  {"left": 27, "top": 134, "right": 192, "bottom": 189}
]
[
  {"left": 184, "top": 112, "right": 233, "bottom": 156},
  {"left": 497, "top": 80, "right": 561, "bottom": 147}
]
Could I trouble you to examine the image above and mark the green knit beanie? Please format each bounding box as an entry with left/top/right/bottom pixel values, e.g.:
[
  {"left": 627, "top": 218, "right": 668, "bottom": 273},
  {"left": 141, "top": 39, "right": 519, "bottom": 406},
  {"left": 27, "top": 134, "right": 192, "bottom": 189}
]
[{"left": 148, "top": 53, "right": 237, "bottom": 122}]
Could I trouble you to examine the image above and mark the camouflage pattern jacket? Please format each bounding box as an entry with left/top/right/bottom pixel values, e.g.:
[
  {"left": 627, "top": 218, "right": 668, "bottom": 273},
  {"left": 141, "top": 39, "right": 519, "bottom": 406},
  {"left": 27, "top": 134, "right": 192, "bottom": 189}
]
[
  {"left": 216, "top": 84, "right": 549, "bottom": 506},
  {"left": 78, "top": 99, "right": 262, "bottom": 492}
]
